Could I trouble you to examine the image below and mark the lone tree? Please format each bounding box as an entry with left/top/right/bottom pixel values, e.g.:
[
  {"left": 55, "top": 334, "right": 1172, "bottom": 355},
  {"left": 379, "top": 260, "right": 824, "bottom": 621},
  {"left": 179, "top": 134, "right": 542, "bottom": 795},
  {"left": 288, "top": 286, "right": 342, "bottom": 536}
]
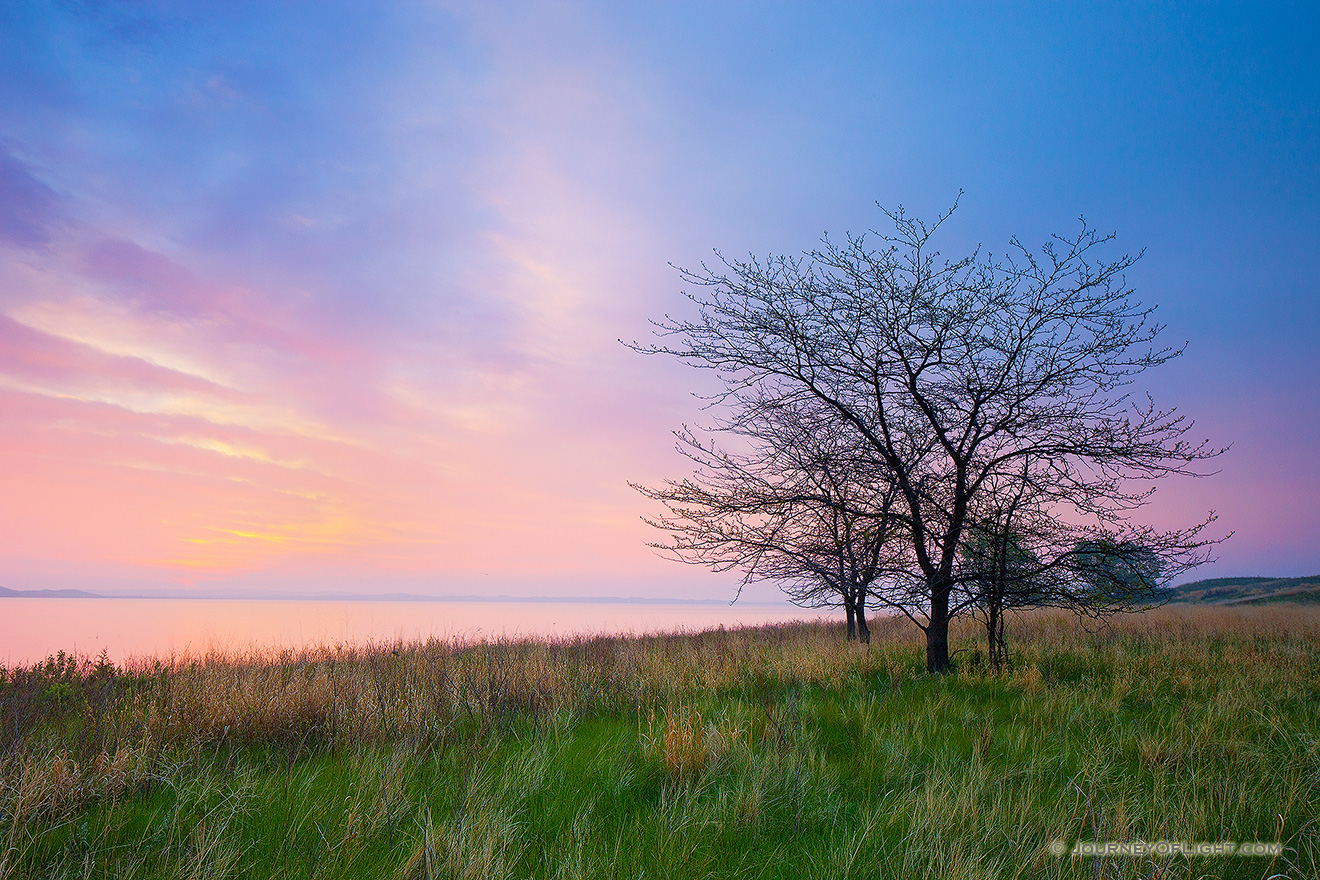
[
  {"left": 634, "top": 200, "right": 1222, "bottom": 672},
  {"left": 633, "top": 397, "right": 902, "bottom": 644},
  {"left": 953, "top": 461, "right": 1204, "bottom": 672},
  {"left": 957, "top": 475, "right": 1048, "bottom": 672}
]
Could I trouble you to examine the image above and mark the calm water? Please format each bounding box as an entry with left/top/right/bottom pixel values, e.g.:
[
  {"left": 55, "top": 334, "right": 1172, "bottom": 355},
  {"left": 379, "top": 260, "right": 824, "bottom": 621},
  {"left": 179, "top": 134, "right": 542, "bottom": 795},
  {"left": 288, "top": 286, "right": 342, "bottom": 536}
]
[{"left": 0, "top": 598, "right": 829, "bottom": 666}]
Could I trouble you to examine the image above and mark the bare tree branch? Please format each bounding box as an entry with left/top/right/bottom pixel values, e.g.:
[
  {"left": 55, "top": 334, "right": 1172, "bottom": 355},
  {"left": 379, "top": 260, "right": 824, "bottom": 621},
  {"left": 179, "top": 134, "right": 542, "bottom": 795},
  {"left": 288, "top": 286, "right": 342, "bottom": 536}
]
[{"left": 628, "top": 201, "right": 1226, "bottom": 672}]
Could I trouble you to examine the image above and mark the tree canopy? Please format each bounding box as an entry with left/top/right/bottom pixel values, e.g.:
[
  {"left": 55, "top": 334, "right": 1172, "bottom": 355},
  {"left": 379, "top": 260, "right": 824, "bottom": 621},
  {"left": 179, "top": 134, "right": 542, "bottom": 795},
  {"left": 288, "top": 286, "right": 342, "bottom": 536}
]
[{"left": 634, "top": 201, "right": 1223, "bottom": 672}]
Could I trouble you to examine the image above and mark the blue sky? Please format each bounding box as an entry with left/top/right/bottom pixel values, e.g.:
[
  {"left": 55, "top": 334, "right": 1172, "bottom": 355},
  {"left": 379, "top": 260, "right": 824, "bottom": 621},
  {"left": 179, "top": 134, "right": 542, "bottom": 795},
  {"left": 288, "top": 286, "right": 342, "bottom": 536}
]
[{"left": 0, "top": 1, "right": 1316, "bottom": 596}]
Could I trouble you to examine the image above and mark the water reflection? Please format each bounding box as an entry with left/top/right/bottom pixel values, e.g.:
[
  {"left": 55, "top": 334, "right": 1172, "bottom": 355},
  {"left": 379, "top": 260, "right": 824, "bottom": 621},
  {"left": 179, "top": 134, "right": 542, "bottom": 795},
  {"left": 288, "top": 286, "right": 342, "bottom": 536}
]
[{"left": 0, "top": 598, "right": 829, "bottom": 666}]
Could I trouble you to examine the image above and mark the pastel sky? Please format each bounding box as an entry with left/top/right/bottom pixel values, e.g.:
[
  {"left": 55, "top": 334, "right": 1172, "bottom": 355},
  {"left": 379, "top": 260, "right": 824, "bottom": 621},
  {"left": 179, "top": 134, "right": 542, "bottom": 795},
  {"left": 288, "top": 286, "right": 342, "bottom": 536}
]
[{"left": 1, "top": 1, "right": 1316, "bottom": 599}]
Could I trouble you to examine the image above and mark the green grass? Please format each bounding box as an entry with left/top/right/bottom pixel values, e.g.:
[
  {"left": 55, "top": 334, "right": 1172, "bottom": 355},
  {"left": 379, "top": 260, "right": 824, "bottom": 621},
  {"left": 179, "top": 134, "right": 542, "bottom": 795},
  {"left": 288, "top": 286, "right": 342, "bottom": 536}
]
[
  {"left": 1165, "top": 574, "right": 1320, "bottom": 605},
  {"left": 2, "top": 607, "right": 1318, "bottom": 878}
]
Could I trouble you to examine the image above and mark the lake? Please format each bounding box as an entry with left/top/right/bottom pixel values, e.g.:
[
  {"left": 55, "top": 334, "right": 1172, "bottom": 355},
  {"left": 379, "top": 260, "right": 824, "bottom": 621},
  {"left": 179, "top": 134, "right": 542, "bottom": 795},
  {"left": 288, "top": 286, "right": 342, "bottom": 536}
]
[{"left": 0, "top": 598, "right": 830, "bottom": 666}]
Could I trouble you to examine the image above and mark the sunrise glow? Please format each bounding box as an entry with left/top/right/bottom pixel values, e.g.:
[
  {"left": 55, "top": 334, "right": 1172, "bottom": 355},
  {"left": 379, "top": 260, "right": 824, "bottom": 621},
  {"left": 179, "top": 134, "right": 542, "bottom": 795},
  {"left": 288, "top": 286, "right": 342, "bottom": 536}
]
[{"left": 1, "top": 3, "right": 1316, "bottom": 600}]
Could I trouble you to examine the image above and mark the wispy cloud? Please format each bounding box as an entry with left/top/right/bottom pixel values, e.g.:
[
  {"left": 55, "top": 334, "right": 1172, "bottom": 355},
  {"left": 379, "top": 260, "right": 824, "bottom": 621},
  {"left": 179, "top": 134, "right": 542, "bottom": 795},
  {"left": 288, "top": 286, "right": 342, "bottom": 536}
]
[
  {"left": 0, "top": 2, "right": 698, "bottom": 593},
  {"left": 0, "top": 0, "right": 1315, "bottom": 592}
]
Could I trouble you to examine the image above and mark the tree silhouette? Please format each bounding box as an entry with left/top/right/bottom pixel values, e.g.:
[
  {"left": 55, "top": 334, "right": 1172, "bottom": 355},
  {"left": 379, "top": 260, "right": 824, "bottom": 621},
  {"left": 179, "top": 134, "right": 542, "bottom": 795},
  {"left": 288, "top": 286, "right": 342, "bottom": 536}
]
[
  {"left": 633, "top": 397, "right": 902, "bottom": 643},
  {"left": 634, "top": 200, "right": 1223, "bottom": 672}
]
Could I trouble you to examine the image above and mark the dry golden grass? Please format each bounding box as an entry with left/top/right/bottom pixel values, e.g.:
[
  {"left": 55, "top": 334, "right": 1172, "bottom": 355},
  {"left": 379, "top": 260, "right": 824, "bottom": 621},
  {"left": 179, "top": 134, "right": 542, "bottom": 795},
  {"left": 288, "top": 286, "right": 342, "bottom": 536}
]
[
  {"left": 639, "top": 705, "right": 750, "bottom": 782},
  {"left": 117, "top": 619, "right": 910, "bottom": 753},
  {"left": 3, "top": 602, "right": 1318, "bottom": 857}
]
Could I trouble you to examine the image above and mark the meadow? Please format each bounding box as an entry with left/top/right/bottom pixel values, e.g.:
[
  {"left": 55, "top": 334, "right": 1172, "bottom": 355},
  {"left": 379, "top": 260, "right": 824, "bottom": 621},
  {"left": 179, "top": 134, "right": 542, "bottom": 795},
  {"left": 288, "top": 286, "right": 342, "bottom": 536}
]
[{"left": 1, "top": 606, "right": 1317, "bottom": 879}]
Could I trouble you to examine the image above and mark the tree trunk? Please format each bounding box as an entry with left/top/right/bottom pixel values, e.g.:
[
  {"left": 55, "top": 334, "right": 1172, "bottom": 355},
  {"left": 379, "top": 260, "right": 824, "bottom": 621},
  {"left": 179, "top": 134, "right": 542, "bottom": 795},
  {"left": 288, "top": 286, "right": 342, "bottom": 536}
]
[
  {"left": 994, "top": 606, "right": 1007, "bottom": 672},
  {"left": 926, "top": 582, "right": 951, "bottom": 673},
  {"left": 856, "top": 602, "right": 870, "bottom": 646},
  {"left": 845, "top": 601, "right": 857, "bottom": 641},
  {"left": 986, "top": 600, "right": 1001, "bottom": 672}
]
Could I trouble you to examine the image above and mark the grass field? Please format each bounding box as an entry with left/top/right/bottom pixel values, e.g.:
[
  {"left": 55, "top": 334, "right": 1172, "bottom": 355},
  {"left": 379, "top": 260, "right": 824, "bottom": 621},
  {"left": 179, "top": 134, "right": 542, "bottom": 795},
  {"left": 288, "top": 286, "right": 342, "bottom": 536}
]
[{"left": 2, "top": 605, "right": 1317, "bottom": 879}]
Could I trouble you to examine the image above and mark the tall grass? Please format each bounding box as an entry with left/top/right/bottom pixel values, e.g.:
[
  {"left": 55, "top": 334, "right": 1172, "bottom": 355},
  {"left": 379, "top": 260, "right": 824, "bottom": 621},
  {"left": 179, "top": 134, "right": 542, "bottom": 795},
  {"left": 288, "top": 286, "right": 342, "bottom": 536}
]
[{"left": 2, "top": 606, "right": 1317, "bottom": 878}]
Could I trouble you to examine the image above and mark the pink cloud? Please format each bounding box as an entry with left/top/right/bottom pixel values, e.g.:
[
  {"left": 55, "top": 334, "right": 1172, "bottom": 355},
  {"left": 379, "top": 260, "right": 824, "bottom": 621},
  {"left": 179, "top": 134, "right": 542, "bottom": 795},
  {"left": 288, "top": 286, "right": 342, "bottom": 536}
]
[{"left": 0, "top": 312, "right": 244, "bottom": 399}]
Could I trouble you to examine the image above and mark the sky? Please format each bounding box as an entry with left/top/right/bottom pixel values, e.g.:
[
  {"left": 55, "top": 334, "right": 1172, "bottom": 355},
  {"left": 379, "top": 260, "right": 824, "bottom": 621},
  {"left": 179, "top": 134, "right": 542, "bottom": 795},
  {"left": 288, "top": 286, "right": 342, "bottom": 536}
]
[{"left": 0, "top": 1, "right": 1316, "bottom": 599}]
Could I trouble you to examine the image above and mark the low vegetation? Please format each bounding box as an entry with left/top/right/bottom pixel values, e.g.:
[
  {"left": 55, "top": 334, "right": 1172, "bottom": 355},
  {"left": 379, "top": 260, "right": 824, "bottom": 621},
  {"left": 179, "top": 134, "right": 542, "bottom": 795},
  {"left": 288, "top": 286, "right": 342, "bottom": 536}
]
[
  {"left": 2, "top": 606, "right": 1318, "bottom": 878},
  {"left": 1164, "top": 575, "right": 1320, "bottom": 605}
]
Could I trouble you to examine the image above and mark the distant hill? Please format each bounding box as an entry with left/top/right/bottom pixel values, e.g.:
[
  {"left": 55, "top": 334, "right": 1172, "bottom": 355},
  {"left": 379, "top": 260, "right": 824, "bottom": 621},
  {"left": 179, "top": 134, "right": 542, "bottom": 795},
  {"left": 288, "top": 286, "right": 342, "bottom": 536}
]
[
  {"left": 1164, "top": 575, "right": 1320, "bottom": 606},
  {"left": 0, "top": 586, "right": 104, "bottom": 599}
]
